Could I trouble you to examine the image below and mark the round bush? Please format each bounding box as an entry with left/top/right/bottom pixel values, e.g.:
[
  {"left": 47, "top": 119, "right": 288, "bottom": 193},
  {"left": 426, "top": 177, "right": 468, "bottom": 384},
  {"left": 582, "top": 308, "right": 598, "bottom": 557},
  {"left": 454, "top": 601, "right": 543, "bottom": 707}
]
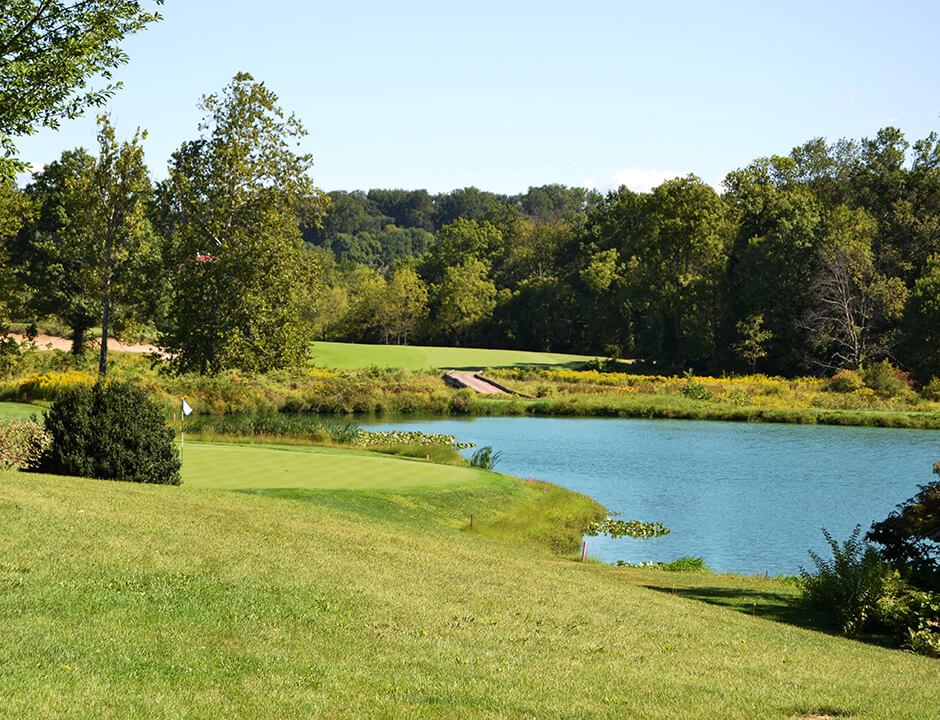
[
  {"left": 827, "top": 369, "right": 863, "bottom": 393},
  {"left": 39, "top": 381, "right": 181, "bottom": 485}
]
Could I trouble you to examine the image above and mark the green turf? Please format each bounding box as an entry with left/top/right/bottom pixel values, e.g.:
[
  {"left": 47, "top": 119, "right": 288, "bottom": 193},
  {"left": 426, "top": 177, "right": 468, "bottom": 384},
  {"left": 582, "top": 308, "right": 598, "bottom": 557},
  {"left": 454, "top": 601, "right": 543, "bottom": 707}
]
[
  {"left": 0, "top": 401, "right": 44, "bottom": 420},
  {"left": 0, "top": 467, "right": 936, "bottom": 719},
  {"left": 308, "top": 340, "right": 596, "bottom": 370},
  {"left": 181, "top": 441, "right": 493, "bottom": 491}
]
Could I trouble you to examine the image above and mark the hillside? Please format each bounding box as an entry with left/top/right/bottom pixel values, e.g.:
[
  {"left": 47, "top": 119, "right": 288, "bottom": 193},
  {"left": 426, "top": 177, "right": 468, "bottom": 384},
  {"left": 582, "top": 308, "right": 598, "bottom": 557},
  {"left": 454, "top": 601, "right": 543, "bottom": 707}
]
[{"left": 0, "top": 448, "right": 936, "bottom": 719}]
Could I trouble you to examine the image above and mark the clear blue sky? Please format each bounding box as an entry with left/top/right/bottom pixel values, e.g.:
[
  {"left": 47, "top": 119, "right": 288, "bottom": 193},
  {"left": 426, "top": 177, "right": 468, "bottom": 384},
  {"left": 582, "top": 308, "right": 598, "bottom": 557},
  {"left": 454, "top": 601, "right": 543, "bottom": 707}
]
[{"left": 14, "top": 0, "right": 940, "bottom": 194}]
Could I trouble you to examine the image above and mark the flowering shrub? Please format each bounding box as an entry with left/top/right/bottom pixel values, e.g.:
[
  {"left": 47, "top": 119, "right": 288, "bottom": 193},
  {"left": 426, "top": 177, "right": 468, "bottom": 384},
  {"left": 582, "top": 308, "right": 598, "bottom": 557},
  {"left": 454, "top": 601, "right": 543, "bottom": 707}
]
[
  {"left": 12, "top": 370, "right": 96, "bottom": 401},
  {"left": 0, "top": 420, "right": 51, "bottom": 470}
]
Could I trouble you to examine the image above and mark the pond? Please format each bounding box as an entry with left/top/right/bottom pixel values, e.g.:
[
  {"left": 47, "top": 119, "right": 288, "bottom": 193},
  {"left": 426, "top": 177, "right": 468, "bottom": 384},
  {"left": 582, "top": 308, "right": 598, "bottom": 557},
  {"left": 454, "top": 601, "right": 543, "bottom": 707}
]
[{"left": 360, "top": 416, "right": 939, "bottom": 576}]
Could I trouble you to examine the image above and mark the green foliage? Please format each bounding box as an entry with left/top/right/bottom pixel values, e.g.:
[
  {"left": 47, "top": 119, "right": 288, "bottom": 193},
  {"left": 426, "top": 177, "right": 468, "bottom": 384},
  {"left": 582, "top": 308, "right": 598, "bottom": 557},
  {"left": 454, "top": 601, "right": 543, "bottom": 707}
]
[
  {"left": 0, "top": 1, "right": 163, "bottom": 180},
  {"left": 157, "top": 73, "right": 328, "bottom": 374},
  {"left": 862, "top": 360, "right": 909, "bottom": 398},
  {"left": 657, "top": 556, "right": 711, "bottom": 573},
  {"left": 469, "top": 445, "right": 501, "bottom": 470},
  {"left": 733, "top": 313, "right": 772, "bottom": 372},
  {"left": 587, "top": 518, "right": 671, "bottom": 539},
  {"left": 12, "top": 115, "right": 160, "bottom": 370},
  {"left": 866, "top": 463, "right": 940, "bottom": 589},
  {"left": 681, "top": 371, "right": 713, "bottom": 401},
  {"left": 921, "top": 377, "right": 940, "bottom": 401},
  {"left": 38, "top": 380, "right": 180, "bottom": 484},
  {"left": 0, "top": 419, "right": 50, "bottom": 470},
  {"left": 826, "top": 369, "right": 863, "bottom": 393},
  {"left": 800, "top": 526, "right": 891, "bottom": 637},
  {"left": 875, "top": 585, "right": 940, "bottom": 657}
]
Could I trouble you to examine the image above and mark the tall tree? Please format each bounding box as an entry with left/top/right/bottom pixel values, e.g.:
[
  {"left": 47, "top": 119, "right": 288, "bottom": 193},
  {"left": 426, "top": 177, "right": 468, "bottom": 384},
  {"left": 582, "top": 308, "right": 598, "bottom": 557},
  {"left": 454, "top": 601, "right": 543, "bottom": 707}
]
[
  {"left": 628, "top": 176, "right": 730, "bottom": 369},
  {"left": 10, "top": 115, "right": 159, "bottom": 366},
  {"left": 725, "top": 156, "right": 823, "bottom": 374},
  {"left": 156, "top": 73, "right": 329, "bottom": 374},
  {"left": 0, "top": 1, "right": 163, "bottom": 180},
  {"left": 803, "top": 205, "right": 906, "bottom": 370}
]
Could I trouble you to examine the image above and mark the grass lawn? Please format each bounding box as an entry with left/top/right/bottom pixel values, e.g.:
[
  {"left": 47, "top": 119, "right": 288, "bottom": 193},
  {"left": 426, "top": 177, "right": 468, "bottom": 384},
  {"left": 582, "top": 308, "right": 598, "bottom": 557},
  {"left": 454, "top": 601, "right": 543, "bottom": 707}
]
[
  {"left": 308, "top": 340, "right": 597, "bottom": 371},
  {"left": 0, "top": 401, "right": 44, "bottom": 421},
  {"left": 181, "top": 441, "right": 494, "bottom": 491},
  {"left": 0, "top": 444, "right": 936, "bottom": 718}
]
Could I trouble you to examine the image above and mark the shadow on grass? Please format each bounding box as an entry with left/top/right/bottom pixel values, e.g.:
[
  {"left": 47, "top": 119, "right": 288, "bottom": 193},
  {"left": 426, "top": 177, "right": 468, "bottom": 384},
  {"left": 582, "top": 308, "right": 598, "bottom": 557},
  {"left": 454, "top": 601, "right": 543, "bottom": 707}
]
[
  {"left": 445, "top": 361, "right": 590, "bottom": 372},
  {"left": 641, "top": 581, "right": 837, "bottom": 634}
]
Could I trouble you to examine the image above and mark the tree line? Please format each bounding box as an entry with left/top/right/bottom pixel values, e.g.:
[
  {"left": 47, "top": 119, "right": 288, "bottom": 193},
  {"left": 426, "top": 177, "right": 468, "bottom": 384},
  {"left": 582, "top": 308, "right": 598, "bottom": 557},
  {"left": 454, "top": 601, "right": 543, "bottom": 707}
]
[
  {"left": 1, "top": 110, "right": 939, "bottom": 383},
  {"left": 309, "top": 130, "right": 940, "bottom": 383},
  {"left": 1, "top": 5, "right": 938, "bottom": 382}
]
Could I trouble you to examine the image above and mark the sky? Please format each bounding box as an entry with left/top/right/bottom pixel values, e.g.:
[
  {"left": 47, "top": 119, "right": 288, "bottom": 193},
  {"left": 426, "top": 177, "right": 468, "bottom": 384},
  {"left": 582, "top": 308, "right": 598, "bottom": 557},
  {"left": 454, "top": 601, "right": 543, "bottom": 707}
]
[{"left": 12, "top": 0, "right": 940, "bottom": 195}]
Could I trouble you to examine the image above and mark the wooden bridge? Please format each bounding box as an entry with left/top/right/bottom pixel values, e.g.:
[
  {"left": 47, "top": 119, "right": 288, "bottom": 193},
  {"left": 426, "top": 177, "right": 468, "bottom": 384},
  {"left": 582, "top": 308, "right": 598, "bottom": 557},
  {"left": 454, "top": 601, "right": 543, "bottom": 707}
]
[{"left": 443, "top": 371, "right": 533, "bottom": 398}]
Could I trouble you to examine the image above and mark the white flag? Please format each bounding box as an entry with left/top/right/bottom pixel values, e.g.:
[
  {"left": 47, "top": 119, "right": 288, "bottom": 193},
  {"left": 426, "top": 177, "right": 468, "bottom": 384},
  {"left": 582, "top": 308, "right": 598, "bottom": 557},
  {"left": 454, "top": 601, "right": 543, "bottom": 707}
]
[{"left": 181, "top": 398, "right": 193, "bottom": 417}]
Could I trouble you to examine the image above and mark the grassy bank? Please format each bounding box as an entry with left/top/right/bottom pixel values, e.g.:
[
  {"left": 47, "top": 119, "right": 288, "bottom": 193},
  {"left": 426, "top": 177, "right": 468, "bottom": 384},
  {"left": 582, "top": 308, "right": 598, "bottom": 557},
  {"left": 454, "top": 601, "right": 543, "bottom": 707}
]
[
  {"left": 1, "top": 342, "right": 938, "bottom": 429},
  {"left": 0, "top": 458, "right": 936, "bottom": 718}
]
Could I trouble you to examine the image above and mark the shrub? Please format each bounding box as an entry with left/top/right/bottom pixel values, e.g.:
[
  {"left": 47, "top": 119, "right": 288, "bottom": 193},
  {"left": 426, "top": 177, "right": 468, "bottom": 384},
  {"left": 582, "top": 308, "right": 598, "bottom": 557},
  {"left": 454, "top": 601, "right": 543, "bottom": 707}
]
[
  {"left": 658, "top": 556, "right": 711, "bottom": 573},
  {"left": 921, "top": 377, "right": 940, "bottom": 402},
  {"left": 38, "top": 381, "right": 181, "bottom": 485},
  {"left": 449, "top": 388, "right": 476, "bottom": 414},
  {"left": 827, "top": 369, "right": 863, "bottom": 393},
  {"left": 866, "top": 462, "right": 940, "bottom": 590},
  {"left": 800, "top": 526, "right": 891, "bottom": 637},
  {"left": 875, "top": 585, "right": 940, "bottom": 656},
  {"left": 0, "top": 420, "right": 51, "bottom": 470},
  {"left": 861, "top": 360, "right": 908, "bottom": 398},
  {"left": 470, "top": 446, "right": 501, "bottom": 470}
]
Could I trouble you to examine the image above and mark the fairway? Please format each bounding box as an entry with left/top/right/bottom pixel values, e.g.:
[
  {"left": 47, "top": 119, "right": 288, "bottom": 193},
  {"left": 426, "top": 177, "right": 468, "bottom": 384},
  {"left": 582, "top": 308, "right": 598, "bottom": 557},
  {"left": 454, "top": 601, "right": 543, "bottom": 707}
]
[
  {"left": 182, "top": 441, "right": 492, "bottom": 491},
  {"left": 309, "top": 340, "right": 596, "bottom": 370}
]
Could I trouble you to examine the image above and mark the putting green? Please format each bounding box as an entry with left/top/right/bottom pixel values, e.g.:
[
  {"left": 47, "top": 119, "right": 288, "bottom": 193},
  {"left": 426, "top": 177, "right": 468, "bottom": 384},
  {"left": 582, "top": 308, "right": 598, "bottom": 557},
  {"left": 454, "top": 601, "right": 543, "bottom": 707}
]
[
  {"left": 181, "top": 442, "right": 488, "bottom": 491},
  {"left": 0, "top": 402, "right": 44, "bottom": 421}
]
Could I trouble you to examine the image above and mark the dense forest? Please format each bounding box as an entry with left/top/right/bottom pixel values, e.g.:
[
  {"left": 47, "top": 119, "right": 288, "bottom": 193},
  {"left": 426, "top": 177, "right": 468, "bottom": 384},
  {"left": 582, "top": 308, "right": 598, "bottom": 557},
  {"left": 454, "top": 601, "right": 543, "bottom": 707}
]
[
  {"left": 1, "top": 113, "right": 939, "bottom": 382},
  {"left": 300, "top": 129, "right": 940, "bottom": 382}
]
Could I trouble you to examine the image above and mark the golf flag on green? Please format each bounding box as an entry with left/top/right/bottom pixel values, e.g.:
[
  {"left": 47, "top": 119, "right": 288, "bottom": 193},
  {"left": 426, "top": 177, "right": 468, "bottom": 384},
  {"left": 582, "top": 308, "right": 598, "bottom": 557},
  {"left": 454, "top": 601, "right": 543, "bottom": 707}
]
[{"left": 182, "top": 398, "right": 193, "bottom": 416}]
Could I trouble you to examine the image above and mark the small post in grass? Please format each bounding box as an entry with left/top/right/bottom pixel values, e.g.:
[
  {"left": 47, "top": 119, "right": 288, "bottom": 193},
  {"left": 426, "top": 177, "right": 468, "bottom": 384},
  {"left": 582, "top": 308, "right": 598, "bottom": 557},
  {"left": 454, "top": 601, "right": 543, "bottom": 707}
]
[
  {"left": 260, "top": 430, "right": 264, "bottom": 444},
  {"left": 543, "top": 483, "right": 546, "bottom": 495},
  {"left": 470, "top": 512, "right": 474, "bottom": 529},
  {"left": 581, "top": 541, "right": 586, "bottom": 562}
]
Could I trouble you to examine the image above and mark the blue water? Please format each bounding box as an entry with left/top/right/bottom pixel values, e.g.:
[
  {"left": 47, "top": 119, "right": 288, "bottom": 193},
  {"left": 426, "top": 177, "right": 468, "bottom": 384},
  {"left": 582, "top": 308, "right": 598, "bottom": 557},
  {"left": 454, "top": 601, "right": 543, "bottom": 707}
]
[{"left": 360, "top": 416, "right": 939, "bottom": 576}]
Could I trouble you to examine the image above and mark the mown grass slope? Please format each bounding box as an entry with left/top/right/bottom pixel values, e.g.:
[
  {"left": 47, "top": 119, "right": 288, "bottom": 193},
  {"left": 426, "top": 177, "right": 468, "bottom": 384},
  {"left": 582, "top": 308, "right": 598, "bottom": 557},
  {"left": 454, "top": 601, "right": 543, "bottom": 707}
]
[
  {"left": 0, "top": 401, "right": 43, "bottom": 420},
  {"left": 308, "top": 340, "right": 596, "bottom": 371},
  {"left": 0, "top": 456, "right": 937, "bottom": 719}
]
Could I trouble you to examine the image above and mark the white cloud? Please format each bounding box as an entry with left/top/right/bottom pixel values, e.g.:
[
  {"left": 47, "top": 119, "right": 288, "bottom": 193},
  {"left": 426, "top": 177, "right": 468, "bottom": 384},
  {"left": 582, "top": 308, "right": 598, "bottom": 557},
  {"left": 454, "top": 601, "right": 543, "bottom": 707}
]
[
  {"left": 14, "top": 162, "right": 44, "bottom": 187},
  {"left": 584, "top": 168, "right": 693, "bottom": 194}
]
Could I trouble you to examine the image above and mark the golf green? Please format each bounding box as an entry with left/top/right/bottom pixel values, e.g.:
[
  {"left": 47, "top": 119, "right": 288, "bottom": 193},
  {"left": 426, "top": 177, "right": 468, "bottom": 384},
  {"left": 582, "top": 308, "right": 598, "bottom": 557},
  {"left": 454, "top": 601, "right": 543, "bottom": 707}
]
[
  {"left": 181, "top": 442, "right": 489, "bottom": 491},
  {"left": 0, "top": 401, "right": 44, "bottom": 420}
]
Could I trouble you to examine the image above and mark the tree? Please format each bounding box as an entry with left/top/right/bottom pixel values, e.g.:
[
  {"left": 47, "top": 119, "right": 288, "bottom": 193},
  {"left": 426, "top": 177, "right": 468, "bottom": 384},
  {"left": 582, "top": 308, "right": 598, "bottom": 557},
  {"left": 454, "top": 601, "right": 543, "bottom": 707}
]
[
  {"left": 867, "top": 463, "right": 940, "bottom": 590},
  {"left": 724, "top": 156, "right": 823, "bottom": 374},
  {"left": 432, "top": 258, "right": 497, "bottom": 345},
  {"left": 10, "top": 115, "right": 159, "bottom": 368},
  {"left": 156, "top": 73, "right": 329, "bottom": 374},
  {"left": 0, "top": 1, "right": 163, "bottom": 180},
  {"left": 376, "top": 267, "right": 428, "bottom": 344},
  {"left": 803, "top": 205, "right": 906, "bottom": 370},
  {"left": 900, "top": 255, "right": 940, "bottom": 383},
  {"left": 733, "top": 313, "right": 772, "bottom": 373},
  {"left": 629, "top": 176, "right": 730, "bottom": 369}
]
